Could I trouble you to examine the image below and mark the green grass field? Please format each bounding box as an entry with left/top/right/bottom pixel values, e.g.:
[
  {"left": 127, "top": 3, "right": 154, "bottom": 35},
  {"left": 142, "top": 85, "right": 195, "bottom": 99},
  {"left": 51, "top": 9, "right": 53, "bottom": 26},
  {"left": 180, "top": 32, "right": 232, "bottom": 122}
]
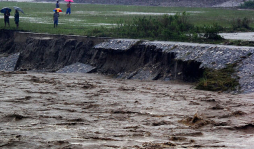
[{"left": 1, "top": 1, "right": 254, "bottom": 36}]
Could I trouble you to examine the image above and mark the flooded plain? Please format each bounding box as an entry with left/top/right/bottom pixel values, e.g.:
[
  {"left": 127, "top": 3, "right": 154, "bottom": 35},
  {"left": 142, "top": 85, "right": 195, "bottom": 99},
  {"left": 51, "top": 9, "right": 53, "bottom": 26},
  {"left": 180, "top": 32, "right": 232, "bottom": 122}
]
[
  {"left": 0, "top": 9, "right": 203, "bottom": 27},
  {"left": 219, "top": 32, "right": 254, "bottom": 41},
  {"left": 0, "top": 71, "right": 254, "bottom": 148}
]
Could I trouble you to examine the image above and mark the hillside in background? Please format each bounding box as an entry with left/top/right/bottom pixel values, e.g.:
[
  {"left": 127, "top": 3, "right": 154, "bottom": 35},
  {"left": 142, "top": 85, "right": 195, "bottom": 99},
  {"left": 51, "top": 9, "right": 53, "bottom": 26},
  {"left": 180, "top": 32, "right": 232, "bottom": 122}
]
[{"left": 41, "top": 0, "right": 245, "bottom": 7}]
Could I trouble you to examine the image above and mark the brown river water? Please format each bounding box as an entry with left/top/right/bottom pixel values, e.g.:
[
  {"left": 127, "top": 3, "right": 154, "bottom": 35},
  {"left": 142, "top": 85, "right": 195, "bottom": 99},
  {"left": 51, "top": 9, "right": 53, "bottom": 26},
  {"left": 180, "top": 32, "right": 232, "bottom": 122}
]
[{"left": 0, "top": 71, "right": 254, "bottom": 148}]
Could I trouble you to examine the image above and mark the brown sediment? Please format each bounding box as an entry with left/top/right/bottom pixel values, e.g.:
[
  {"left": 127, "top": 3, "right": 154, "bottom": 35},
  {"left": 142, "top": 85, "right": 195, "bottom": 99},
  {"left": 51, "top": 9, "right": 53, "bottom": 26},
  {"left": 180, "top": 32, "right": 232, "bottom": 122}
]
[
  {"left": 178, "top": 113, "right": 211, "bottom": 128},
  {"left": 0, "top": 73, "right": 253, "bottom": 148}
]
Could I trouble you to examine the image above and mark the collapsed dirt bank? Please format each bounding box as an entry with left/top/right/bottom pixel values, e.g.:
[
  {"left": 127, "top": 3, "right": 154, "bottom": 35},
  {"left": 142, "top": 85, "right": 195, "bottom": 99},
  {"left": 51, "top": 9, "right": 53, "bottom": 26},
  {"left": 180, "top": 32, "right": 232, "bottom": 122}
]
[
  {"left": 1, "top": 29, "right": 254, "bottom": 93},
  {"left": 0, "top": 29, "right": 204, "bottom": 82},
  {"left": 0, "top": 71, "right": 254, "bottom": 148}
]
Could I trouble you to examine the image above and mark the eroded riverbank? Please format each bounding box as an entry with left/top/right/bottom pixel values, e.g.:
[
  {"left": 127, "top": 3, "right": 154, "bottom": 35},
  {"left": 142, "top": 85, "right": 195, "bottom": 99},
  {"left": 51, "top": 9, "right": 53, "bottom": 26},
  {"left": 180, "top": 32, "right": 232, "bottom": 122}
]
[{"left": 1, "top": 29, "right": 254, "bottom": 93}]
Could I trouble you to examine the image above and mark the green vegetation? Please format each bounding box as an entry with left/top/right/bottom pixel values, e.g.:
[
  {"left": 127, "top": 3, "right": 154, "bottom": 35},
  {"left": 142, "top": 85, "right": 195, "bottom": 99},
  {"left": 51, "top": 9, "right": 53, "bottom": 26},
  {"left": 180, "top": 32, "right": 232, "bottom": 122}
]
[
  {"left": 109, "top": 13, "right": 225, "bottom": 42},
  {"left": 240, "top": 1, "right": 254, "bottom": 9},
  {"left": 0, "top": 1, "right": 254, "bottom": 42},
  {"left": 112, "top": 12, "right": 194, "bottom": 41},
  {"left": 231, "top": 17, "right": 251, "bottom": 31},
  {"left": 225, "top": 40, "right": 254, "bottom": 46},
  {"left": 202, "top": 23, "right": 223, "bottom": 40},
  {"left": 196, "top": 64, "right": 239, "bottom": 91}
]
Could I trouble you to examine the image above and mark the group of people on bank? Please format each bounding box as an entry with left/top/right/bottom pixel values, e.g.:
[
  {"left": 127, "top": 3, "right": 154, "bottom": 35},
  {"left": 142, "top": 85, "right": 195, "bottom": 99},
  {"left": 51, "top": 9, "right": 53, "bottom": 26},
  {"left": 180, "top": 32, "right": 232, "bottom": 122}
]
[
  {"left": 3, "top": 9, "right": 19, "bottom": 28},
  {"left": 54, "top": 0, "right": 72, "bottom": 28},
  {"left": 3, "top": 0, "right": 72, "bottom": 29}
]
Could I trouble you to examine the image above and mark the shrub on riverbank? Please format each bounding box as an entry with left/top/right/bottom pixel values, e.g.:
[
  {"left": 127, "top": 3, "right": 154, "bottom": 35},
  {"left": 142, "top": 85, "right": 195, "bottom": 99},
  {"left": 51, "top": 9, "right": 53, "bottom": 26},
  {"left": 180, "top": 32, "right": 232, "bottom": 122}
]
[
  {"left": 231, "top": 17, "right": 251, "bottom": 31},
  {"left": 240, "top": 1, "right": 254, "bottom": 9},
  {"left": 196, "top": 64, "right": 239, "bottom": 91},
  {"left": 112, "top": 12, "right": 224, "bottom": 42},
  {"left": 113, "top": 12, "right": 191, "bottom": 41}
]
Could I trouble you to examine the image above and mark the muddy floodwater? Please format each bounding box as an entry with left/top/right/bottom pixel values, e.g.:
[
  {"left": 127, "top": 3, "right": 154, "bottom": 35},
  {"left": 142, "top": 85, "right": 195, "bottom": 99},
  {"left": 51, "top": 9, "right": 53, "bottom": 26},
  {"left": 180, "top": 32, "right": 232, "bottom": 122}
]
[{"left": 0, "top": 71, "right": 254, "bottom": 148}]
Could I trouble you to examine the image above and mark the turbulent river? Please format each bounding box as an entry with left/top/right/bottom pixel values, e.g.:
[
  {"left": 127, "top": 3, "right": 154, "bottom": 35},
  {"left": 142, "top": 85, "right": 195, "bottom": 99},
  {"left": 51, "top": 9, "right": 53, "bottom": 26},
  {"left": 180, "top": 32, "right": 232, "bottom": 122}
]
[{"left": 0, "top": 71, "right": 254, "bottom": 148}]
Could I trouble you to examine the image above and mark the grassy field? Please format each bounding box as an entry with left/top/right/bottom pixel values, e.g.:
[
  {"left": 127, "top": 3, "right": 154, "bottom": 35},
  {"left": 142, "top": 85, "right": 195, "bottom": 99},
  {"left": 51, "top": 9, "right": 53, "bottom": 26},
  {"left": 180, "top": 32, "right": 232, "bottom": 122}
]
[{"left": 1, "top": 1, "right": 254, "bottom": 36}]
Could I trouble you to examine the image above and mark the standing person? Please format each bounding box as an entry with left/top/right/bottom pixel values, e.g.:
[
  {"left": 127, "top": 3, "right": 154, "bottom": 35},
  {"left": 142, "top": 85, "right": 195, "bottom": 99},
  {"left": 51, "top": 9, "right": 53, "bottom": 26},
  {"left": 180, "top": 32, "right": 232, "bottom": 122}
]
[
  {"left": 56, "top": 0, "right": 60, "bottom": 8},
  {"left": 66, "top": 2, "right": 71, "bottom": 15},
  {"left": 56, "top": 0, "right": 60, "bottom": 16},
  {"left": 4, "top": 9, "right": 10, "bottom": 27},
  {"left": 14, "top": 10, "right": 19, "bottom": 29},
  {"left": 53, "top": 10, "right": 59, "bottom": 28}
]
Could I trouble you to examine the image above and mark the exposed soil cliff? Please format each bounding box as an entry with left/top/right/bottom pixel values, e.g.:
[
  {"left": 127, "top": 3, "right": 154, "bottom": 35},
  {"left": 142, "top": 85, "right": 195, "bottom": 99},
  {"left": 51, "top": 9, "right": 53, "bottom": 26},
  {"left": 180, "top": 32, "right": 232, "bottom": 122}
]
[
  {"left": 0, "top": 30, "right": 204, "bottom": 82},
  {"left": 1, "top": 29, "right": 254, "bottom": 93}
]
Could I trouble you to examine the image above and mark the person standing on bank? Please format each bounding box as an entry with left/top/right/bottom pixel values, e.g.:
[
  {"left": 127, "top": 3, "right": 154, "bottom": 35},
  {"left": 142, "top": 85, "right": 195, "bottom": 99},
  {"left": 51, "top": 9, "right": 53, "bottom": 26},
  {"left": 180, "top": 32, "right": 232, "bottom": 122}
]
[
  {"left": 66, "top": 2, "right": 71, "bottom": 15},
  {"left": 53, "top": 10, "right": 59, "bottom": 28},
  {"left": 14, "top": 9, "right": 19, "bottom": 28},
  {"left": 56, "top": 0, "right": 60, "bottom": 16},
  {"left": 56, "top": 0, "right": 60, "bottom": 8},
  {"left": 4, "top": 9, "right": 10, "bottom": 27}
]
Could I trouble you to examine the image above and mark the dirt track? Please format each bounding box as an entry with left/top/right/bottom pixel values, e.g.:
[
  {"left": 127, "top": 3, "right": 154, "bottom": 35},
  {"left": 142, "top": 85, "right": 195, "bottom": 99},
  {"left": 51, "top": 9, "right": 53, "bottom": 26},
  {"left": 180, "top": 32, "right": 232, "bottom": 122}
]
[{"left": 0, "top": 71, "right": 254, "bottom": 148}]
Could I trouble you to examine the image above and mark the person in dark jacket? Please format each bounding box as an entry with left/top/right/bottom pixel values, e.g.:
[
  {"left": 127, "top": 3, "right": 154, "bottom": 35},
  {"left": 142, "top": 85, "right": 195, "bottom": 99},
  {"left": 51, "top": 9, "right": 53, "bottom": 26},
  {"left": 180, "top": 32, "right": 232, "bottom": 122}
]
[
  {"left": 14, "top": 10, "right": 19, "bottom": 28},
  {"left": 56, "top": 0, "right": 60, "bottom": 8},
  {"left": 53, "top": 10, "right": 59, "bottom": 28},
  {"left": 4, "top": 9, "right": 10, "bottom": 27}
]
